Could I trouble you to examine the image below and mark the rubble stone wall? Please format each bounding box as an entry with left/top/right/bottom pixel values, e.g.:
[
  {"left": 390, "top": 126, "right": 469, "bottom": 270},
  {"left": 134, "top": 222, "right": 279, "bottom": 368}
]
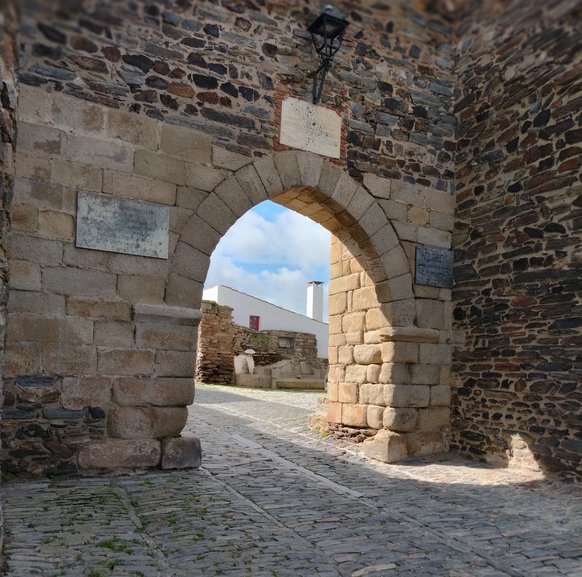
[
  {"left": 195, "top": 301, "right": 237, "bottom": 385},
  {"left": 452, "top": 0, "right": 582, "bottom": 474}
]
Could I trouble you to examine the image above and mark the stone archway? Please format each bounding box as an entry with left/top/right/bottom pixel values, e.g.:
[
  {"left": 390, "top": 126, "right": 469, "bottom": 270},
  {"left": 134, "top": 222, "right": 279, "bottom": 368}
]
[{"left": 168, "top": 150, "right": 450, "bottom": 463}]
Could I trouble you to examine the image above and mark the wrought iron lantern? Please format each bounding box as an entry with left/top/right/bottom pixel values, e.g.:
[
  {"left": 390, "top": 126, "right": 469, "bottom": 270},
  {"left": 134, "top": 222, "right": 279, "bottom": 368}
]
[{"left": 307, "top": 5, "right": 349, "bottom": 104}]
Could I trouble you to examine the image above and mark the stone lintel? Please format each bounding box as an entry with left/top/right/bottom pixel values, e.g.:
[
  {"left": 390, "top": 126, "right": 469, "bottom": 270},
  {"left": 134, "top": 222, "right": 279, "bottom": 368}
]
[
  {"left": 133, "top": 303, "right": 202, "bottom": 326},
  {"left": 379, "top": 327, "right": 439, "bottom": 343}
]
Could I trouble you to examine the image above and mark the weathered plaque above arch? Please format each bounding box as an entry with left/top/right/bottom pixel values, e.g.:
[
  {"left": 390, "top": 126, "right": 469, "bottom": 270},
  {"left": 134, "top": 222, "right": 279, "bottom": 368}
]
[
  {"left": 280, "top": 97, "right": 342, "bottom": 159},
  {"left": 76, "top": 191, "right": 169, "bottom": 259}
]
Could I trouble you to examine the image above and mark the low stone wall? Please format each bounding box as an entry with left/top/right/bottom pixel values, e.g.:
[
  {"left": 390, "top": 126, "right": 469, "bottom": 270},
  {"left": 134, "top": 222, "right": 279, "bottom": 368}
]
[{"left": 196, "top": 300, "right": 323, "bottom": 384}]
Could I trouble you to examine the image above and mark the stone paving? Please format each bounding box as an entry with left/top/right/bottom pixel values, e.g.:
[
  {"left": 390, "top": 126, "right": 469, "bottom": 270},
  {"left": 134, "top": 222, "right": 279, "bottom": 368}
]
[{"left": 2, "top": 383, "right": 581, "bottom": 577}]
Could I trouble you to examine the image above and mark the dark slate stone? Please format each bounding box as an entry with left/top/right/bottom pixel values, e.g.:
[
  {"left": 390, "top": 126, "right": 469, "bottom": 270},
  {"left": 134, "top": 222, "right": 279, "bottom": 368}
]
[
  {"left": 163, "top": 10, "right": 181, "bottom": 25},
  {"left": 533, "top": 109, "right": 551, "bottom": 126},
  {"left": 239, "top": 86, "right": 258, "bottom": 102},
  {"left": 538, "top": 157, "right": 554, "bottom": 170},
  {"left": 181, "top": 19, "right": 202, "bottom": 32},
  {"left": 204, "top": 24, "right": 220, "bottom": 37},
  {"left": 241, "top": 105, "right": 270, "bottom": 120},
  {"left": 506, "top": 137, "right": 519, "bottom": 152},
  {"left": 47, "top": 462, "right": 78, "bottom": 477},
  {"left": 258, "top": 72, "right": 274, "bottom": 90},
  {"left": 122, "top": 54, "right": 154, "bottom": 73},
  {"left": 182, "top": 38, "right": 206, "bottom": 49},
  {"left": 536, "top": 362, "right": 572, "bottom": 372},
  {"left": 193, "top": 74, "right": 218, "bottom": 89},
  {"left": 43, "top": 408, "right": 86, "bottom": 420},
  {"left": 16, "top": 375, "right": 59, "bottom": 388},
  {"left": 79, "top": 17, "right": 109, "bottom": 37},
  {"left": 409, "top": 45, "right": 421, "bottom": 58},
  {"left": 29, "top": 64, "right": 76, "bottom": 81},
  {"left": 201, "top": 107, "right": 255, "bottom": 130},
  {"left": 454, "top": 264, "right": 479, "bottom": 282},
  {"left": 565, "top": 128, "right": 582, "bottom": 144},
  {"left": 146, "top": 75, "right": 168, "bottom": 89},
  {"left": 524, "top": 227, "right": 543, "bottom": 238},
  {"left": 386, "top": 21, "right": 394, "bottom": 33},
  {"left": 561, "top": 439, "right": 582, "bottom": 454},
  {"left": 2, "top": 408, "right": 36, "bottom": 420},
  {"left": 476, "top": 149, "right": 503, "bottom": 163},
  {"left": 88, "top": 407, "right": 106, "bottom": 419},
  {"left": 18, "top": 423, "right": 49, "bottom": 439},
  {"left": 428, "top": 82, "right": 453, "bottom": 96},
  {"left": 208, "top": 63, "right": 227, "bottom": 75},
  {"left": 262, "top": 43, "right": 278, "bottom": 57},
  {"left": 413, "top": 105, "right": 427, "bottom": 117},
  {"left": 461, "top": 430, "right": 486, "bottom": 441},
  {"left": 220, "top": 82, "right": 238, "bottom": 97},
  {"left": 32, "top": 43, "right": 62, "bottom": 59},
  {"left": 549, "top": 318, "right": 582, "bottom": 330},
  {"left": 545, "top": 222, "right": 566, "bottom": 233},
  {"left": 38, "top": 23, "right": 66, "bottom": 44}
]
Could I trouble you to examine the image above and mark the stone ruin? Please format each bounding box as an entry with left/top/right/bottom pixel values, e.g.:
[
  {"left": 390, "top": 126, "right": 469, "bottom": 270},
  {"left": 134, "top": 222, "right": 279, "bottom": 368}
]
[
  {"left": 0, "top": 0, "right": 579, "bottom": 477},
  {"left": 196, "top": 301, "right": 326, "bottom": 389}
]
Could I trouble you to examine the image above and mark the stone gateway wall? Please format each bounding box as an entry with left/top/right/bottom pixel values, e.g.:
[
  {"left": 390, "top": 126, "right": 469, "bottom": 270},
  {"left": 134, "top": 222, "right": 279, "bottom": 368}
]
[
  {"left": 0, "top": 0, "right": 579, "bottom": 477},
  {"left": 452, "top": 0, "right": 582, "bottom": 475}
]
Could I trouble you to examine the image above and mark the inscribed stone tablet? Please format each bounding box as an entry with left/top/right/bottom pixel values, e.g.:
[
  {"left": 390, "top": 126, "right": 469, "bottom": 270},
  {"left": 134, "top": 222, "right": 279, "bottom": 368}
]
[
  {"left": 280, "top": 97, "right": 342, "bottom": 158},
  {"left": 415, "top": 247, "right": 454, "bottom": 288},
  {"left": 76, "top": 191, "right": 169, "bottom": 259}
]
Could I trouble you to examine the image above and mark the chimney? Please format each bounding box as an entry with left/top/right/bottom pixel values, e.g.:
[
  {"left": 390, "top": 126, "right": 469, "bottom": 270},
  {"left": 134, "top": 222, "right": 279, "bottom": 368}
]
[{"left": 306, "top": 281, "right": 324, "bottom": 322}]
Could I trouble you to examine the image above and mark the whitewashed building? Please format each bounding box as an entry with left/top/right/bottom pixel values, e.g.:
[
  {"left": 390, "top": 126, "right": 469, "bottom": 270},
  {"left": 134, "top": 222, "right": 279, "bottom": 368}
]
[{"left": 202, "top": 284, "right": 329, "bottom": 359}]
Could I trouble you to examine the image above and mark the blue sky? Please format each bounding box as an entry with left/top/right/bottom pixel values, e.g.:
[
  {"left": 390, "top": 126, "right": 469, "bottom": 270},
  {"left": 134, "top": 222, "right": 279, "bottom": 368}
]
[{"left": 205, "top": 201, "right": 331, "bottom": 319}]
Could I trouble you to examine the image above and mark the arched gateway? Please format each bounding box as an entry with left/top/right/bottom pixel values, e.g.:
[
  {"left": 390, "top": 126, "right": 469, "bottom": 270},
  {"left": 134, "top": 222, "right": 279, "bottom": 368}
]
[{"left": 2, "top": 86, "right": 453, "bottom": 473}]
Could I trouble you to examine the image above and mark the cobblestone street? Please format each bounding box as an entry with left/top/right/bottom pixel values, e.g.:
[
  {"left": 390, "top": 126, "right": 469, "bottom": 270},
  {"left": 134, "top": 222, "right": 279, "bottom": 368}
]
[{"left": 2, "top": 384, "right": 581, "bottom": 577}]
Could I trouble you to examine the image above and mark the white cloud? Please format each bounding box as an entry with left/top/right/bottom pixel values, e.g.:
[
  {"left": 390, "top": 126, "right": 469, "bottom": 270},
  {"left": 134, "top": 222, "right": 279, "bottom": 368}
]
[{"left": 205, "top": 206, "right": 331, "bottom": 317}]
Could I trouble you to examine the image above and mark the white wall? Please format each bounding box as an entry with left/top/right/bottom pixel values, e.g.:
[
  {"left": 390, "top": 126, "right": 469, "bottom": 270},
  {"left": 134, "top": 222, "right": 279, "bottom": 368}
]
[{"left": 202, "top": 285, "right": 329, "bottom": 359}]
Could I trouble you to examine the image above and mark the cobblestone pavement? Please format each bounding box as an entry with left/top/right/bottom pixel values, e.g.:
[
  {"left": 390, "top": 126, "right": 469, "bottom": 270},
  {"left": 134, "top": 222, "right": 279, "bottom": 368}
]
[{"left": 2, "top": 383, "right": 581, "bottom": 577}]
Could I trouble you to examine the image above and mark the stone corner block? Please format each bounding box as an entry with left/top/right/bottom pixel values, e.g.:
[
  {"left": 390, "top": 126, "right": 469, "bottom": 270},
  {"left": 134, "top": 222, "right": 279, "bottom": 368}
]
[
  {"left": 133, "top": 303, "right": 202, "bottom": 326},
  {"left": 161, "top": 433, "right": 202, "bottom": 470},
  {"left": 363, "top": 429, "right": 408, "bottom": 463},
  {"left": 78, "top": 439, "right": 161, "bottom": 470},
  {"left": 113, "top": 377, "right": 195, "bottom": 407},
  {"left": 108, "top": 407, "right": 188, "bottom": 439}
]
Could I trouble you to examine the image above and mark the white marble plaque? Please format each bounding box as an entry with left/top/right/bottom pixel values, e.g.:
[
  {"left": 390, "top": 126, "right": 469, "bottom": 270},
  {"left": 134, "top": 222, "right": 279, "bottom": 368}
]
[
  {"left": 280, "top": 97, "right": 342, "bottom": 159},
  {"left": 76, "top": 191, "right": 169, "bottom": 259}
]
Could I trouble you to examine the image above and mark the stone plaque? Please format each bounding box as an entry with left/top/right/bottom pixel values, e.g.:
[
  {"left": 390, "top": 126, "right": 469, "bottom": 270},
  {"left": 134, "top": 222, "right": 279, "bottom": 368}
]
[
  {"left": 415, "top": 247, "right": 454, "bottom": 288},
  {"left": 280, "top": 97, "right": 342, "bottom": 159},
  {"left": 76, "top": 191, "right": 169, "bottom": 259}
]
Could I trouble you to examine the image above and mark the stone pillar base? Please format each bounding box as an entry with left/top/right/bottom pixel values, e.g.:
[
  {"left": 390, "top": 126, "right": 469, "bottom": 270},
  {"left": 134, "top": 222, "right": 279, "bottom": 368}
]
[
  {"left": 77, "top": 435, "right": 203, "bottom": 471},
  {"left": 363, "top": 429, "right": 408, "bottom": 462},
  {"left": 161, "top": 434, "right": 202, "bottom": 470},
  {"left": 78, "top": 439, "right": 162, "bottom": 470},
  {"left": 363, "top": 429, "right": 448, "bottom": 463}
]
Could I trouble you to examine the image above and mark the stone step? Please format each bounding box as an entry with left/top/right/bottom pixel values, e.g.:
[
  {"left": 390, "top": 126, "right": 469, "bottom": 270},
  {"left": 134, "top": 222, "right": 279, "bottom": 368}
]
[{"left": 273, "top": 378, "right": 326, "bottom": 391}]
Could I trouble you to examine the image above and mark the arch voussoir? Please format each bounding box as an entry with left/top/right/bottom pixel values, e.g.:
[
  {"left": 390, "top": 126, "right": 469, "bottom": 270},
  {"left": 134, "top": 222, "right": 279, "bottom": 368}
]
[
  {"left": 235, "top": 163, "right": 268, "bottom": 205},
  {"left": 296, "top": 151, "right": 324, "bottom": 187},
  {"left": 253, "top": 155, "right": 283, "bottom": 196},
  {"left": 272, "top": 150, "right": 301, "bottom": 190},
  {"left": 214, "top": 175, "right": 253, "bottom": 218}
]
